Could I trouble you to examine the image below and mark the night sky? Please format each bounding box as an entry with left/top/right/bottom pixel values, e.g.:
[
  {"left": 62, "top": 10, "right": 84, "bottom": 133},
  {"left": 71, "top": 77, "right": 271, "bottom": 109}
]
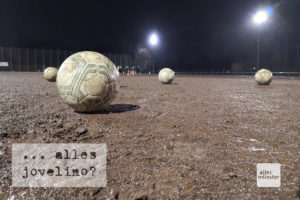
[{"left": 0, "top": 0, "right": 299, "bottom": 71}]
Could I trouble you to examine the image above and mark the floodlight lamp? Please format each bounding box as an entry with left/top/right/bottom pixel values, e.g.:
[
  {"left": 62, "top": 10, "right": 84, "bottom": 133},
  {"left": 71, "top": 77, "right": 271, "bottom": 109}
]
[
  {"left": 253, "top": 11, "right": 268, "bottom": 25},
  {"left": 149, "top": 33, "right": 158, "bottom": 46}
]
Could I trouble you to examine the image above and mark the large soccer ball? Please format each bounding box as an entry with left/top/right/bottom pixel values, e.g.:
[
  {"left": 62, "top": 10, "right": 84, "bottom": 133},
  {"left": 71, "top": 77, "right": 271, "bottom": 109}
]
[
  {"left": 255, "top": 69, "right": 272, "bottom": 85},
  {"left": 44, "top": 67, "right": 57, "bottom": 82},
  {"left": 56, "top": 51, "right": 119, "bottom": 112},
  {"left": 158, "top": 68, "right": 175, "bottom": 84}
]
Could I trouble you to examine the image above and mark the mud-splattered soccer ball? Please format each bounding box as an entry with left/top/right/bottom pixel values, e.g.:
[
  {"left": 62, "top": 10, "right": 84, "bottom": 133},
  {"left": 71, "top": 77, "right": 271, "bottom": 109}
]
[
  {"left": 255, "top": 69, "right": 272, "bottom": 85},
  {"left": 56, "top": 51, "right": 119, "bottom": 112},
  {"left": 43, "top": 67, "right": 57, "bottom": 82},
  {"left": 158, "top": 68, "right": 175, "bottom": 84}
]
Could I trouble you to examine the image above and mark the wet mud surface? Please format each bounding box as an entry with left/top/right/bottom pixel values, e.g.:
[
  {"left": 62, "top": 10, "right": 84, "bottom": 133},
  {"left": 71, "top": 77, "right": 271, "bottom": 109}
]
[{"left": 0, "top": 72, "right": 299, "bottom": 199}]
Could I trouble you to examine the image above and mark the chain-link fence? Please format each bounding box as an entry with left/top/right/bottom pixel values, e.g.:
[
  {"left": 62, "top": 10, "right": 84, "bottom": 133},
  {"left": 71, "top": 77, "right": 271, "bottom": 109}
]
[
  {"left": 2, "top": 46, "right": 298, "bottom": 74},
  {"left": 0, "top": 46, "right": 153, "bottom": 73}
]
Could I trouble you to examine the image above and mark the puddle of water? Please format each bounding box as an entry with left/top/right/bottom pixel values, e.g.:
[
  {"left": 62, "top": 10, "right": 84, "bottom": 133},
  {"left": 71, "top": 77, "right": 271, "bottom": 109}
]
[
  {"left": 249, "top": 138, "right": 258, "bottom": 142},
  {"left": 237, "top": 138, "right": 260, "bottom": 144},
  {"left": 248, "top": 146, "right": 266, "bottom": 151},
  {"left": 8, "top": 195, "right": 15, "bottom": 200},
  {"left": 138, "top": 99, "right": 147, "bottom": 103}
]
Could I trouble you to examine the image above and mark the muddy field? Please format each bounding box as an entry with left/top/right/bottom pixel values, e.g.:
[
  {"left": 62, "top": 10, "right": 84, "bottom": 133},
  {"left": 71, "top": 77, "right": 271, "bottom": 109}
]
[{"left": 0, "top": 72, "right": 299, "bottom": 200}]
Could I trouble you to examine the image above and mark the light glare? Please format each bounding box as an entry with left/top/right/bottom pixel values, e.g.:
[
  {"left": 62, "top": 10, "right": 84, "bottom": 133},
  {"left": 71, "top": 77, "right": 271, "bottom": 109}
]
[
  {"left": 149, "top": 33, "right": 158, "bottom": 46},
  {"left": 253, "top": 11, "right": 268, "bottom": 24}
]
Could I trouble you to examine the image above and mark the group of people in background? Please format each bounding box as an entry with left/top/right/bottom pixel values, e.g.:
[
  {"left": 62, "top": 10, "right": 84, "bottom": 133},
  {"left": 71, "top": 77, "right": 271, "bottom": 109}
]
[{"left": 116, "top": 65, "right": 141, "bottom": 75}]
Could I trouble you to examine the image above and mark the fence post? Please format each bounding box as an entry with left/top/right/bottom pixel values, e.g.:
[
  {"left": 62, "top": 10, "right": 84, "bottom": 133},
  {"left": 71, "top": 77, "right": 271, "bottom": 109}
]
[
  {"left": 57, "top": 49, "right": 59, "bottom": 67},
  {"left": 26, "top": 48, "right": 29, "bottom": 71},
  {"left": 42, "top": 49, "right": 45, "bottom": 70},
  {"left": 0, "top": 46, "right": 3, "bottom": 61},
  {"left": 50, "top": 49, "right": 52, "bottom": 66},
  {"left": 34, "top": 49, "right": 37, "bottom": 71},
  {"left": 9, "top": 47, "right": 12, "bottom": 71},
  {"left": 130, "top": 56, "right": 132, "bottom": 67},
  {"left": 18, "top": 48, "right": 21, "bottom": 71}
]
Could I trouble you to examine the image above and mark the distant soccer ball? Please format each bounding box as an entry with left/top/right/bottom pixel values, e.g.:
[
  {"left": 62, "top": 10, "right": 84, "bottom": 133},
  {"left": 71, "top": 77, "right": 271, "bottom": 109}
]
[
  {"left": 43, "top": 67, "right": 57, "bottom": 82},
  {"left": 56, "top": 51, "right": 119, "bottom": 112},
  {"left": 255, "top": 69, "right": 272, "bottom": 85},
  {"left": 158, "top": 68, "right": 175, "bottom": 84}
]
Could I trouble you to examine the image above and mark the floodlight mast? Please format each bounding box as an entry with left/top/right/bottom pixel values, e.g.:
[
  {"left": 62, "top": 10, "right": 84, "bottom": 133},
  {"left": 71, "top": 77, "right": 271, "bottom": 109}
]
[
  {"left": 253, "top": 10, "right": 269, "bottom": 69},
  {"left": 148, "top": 33, "right": 159, "bottom": 73}
]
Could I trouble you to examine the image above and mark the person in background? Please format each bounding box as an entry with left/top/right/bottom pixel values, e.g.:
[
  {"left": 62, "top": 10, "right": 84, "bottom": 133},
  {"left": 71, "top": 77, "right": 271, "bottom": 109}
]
[
  {"left": 130, "top": 66, "right": 135, "bottom": 75},
  {"left": 117, "top": 65, "right": 120, "bottom": 72},
  {"left": 119, "top": 65, "right": 123, "bottom": 73},
  {"left": 125, "top": 66, "right": 129, "bottom": 74},
  {"left": 136, "top": 65, "right": 141, "bottom": 74}
]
